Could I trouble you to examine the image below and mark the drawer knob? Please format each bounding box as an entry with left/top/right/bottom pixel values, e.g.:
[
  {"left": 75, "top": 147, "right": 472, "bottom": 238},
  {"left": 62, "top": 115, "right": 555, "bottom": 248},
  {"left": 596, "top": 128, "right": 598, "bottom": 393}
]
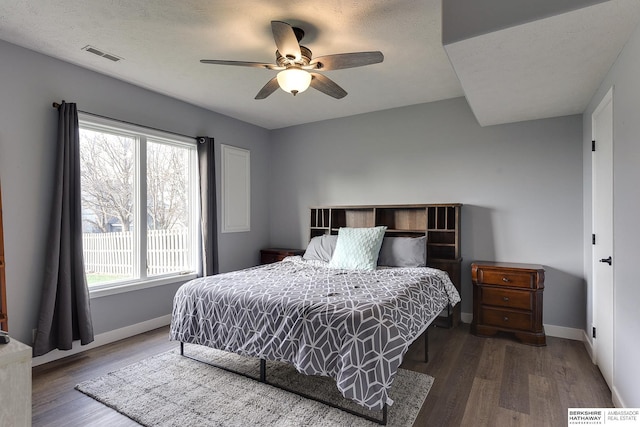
[
  {"left": 502, "top": 277, "right": 510, "bottom": 283},
  {"left": 503, "top": 316, "right": 509, "bottom": 322},
  {"left": 502, "top": 296, "right": 510, "bottom": 302}
]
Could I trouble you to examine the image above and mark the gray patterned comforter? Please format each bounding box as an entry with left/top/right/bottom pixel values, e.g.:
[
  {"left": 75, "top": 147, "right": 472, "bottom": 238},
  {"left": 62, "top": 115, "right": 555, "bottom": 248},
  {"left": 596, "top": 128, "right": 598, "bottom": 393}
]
[{"left": 170, "top": 256, "right": 460, "bottom": 410}]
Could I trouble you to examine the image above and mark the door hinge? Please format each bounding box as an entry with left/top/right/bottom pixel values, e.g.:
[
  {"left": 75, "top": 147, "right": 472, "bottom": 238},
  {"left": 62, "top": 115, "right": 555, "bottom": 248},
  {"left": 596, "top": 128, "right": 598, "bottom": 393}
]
[
  {"left": 592, "top": 234, "right": 596, "bottom": 245},
  {"left": 592, "top": 326, "right": 597, "bottom": 338},
  {"left": 592, "top": 140, "right": 596, "bottom": 151}
]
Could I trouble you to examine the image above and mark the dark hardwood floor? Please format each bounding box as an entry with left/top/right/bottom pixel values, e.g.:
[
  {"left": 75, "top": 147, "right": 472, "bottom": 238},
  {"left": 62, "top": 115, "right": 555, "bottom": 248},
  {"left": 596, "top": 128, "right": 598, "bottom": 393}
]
[{"left": 32, "top": 324, "right": 612, "bottom": 426}]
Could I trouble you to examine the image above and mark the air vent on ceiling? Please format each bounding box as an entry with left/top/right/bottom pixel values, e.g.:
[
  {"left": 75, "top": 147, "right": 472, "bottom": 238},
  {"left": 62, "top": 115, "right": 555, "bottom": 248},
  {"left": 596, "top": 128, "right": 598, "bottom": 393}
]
[{"left": 82, "top": 45, "right": 122, "bottom": 62}]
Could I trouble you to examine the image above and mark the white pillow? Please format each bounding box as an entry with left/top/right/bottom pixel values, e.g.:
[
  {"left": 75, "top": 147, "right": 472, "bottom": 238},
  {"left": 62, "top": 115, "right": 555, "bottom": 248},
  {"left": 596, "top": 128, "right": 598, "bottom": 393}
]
[
  {"left": 328, "top": 226, "right": 387, "bottom": 271},
  {"left": 303, "top": 234, "right": 338, "bottom": 262}
]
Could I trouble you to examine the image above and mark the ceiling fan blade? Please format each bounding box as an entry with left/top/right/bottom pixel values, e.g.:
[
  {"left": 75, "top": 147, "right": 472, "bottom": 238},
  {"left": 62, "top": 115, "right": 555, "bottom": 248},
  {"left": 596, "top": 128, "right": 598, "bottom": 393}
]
[
  {"left": 200, "top": 59, "right": 282, "bottom": 70},
  {"left": 309, "top": 51, "right": 384, "bottom": 70},
  {"left": 255, "top": 77, "right": 280, "bottom": 100},
  {"left": 309, "top": 73, "right": 347, "bottom": 99},
  {"left": 271, "top": 21, "right": 301, "bottom": 62}
]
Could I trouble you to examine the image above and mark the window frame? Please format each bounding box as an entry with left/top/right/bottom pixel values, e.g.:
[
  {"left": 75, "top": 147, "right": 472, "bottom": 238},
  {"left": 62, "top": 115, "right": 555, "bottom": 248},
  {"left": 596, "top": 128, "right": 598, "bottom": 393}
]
[{"left": 78, "top": 113, "right": 199, "bottom": 298}]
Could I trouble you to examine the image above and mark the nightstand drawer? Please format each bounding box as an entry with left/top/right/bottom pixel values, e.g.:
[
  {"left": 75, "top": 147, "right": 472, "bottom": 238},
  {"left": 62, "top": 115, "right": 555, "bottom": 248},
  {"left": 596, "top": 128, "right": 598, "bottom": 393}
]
[
  {"left": 481, "top": 287, "right": 532, "bottom": 310},
  {"left": 476, "top": 268, "right": 536, "bottom": 289},
  {"left": 482, "top": 307, "right": 532, "bottom": 331}
]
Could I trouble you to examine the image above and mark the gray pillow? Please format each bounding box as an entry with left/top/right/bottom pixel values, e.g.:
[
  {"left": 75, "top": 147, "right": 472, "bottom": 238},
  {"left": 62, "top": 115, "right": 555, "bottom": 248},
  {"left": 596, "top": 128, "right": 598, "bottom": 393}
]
[
  {"left": 377, "top": 236, "right": 427, "bottom": 267},
  {"left": 303, "top": 234, "right": 338, "bottom": 262}
]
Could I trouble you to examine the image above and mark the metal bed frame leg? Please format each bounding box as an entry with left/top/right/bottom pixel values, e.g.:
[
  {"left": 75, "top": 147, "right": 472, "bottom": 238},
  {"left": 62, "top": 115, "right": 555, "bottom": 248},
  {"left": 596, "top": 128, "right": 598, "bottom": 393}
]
[
  {"left": 424, "top": 328, "right": 429, "bottom": 363},
  {"left": 179, "top": 342, "right": 389, "bottom": 425}
]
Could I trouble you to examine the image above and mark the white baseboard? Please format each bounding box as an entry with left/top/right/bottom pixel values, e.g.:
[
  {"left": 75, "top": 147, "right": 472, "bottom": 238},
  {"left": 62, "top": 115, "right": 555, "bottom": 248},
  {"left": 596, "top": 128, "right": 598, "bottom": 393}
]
[
  {"left": 32, "top": 314, "right": 172, "bottom": 367},
  {"left": 582, "top": 330, "right": 596, "bottom": 362},
  {"left": 461, "top": 312, "right": 473, "bottom": 324},
  {"left": 612, "top": 386, "right": 625, "bottom": 408},
  {"left": 582, "top": 331, "right": 623, "bottom": 408},
  {"left": 544, "top": 324, "right": 584, "bottom": 341},
  {"left": 32, "top": 313, "right": 587, "bottom": 367},
  {"left": 461, "top": 312, "right": 585, "bottom": 341}
]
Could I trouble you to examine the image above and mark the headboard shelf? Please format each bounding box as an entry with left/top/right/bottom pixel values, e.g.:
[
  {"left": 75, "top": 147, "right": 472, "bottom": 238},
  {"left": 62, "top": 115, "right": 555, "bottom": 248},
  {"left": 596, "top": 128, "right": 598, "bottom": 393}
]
[
  {"left": 309, "top": 203, "right": 462, "bottom": 327},
  {"left": 310, "top": 204, "right": 462, "bottom": 261},
  {"left": 383, "top": 228, "right": 428, "bottom": 234}
]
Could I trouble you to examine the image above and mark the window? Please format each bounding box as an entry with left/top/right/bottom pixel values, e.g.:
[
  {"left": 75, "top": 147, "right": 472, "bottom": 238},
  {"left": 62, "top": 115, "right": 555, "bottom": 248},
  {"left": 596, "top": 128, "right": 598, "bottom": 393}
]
[{"left": 79, "top": 114, "right": 198, "bottom": 294}]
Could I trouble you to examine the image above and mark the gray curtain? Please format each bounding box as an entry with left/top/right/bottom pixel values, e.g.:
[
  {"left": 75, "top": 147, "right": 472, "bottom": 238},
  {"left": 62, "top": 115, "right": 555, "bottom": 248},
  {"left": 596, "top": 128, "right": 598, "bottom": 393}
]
[
  {"left": 197, "top": 136, "right": 219, "bottom": 276},
  {"left": 33, "top": 101, "right": 94, "bottom": 357}
]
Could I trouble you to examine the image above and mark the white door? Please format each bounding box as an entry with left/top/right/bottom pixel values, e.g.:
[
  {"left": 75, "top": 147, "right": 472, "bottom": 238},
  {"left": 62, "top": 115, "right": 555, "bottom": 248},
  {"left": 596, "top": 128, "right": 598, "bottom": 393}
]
[{"left": 592, "top": 88, "right": 614, "bottom": 389}]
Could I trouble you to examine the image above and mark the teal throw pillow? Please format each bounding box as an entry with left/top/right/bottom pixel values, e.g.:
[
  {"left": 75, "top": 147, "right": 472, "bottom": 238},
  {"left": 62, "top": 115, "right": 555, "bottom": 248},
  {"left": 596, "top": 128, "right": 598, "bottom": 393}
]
[{"left": 328, "top": 226, "right": 387, "bottom": 271}]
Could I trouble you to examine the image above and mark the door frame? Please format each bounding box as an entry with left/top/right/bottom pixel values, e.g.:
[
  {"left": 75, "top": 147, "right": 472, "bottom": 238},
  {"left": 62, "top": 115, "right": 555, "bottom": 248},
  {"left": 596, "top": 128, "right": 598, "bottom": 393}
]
[{"left": 590, "top": 86, "right": 614, "bottom": 387}]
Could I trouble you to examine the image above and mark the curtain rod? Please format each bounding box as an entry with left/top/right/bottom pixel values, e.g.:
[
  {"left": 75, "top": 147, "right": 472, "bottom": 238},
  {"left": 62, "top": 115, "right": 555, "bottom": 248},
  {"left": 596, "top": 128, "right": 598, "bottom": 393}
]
[{"left": 51, "top": 102, "right": 204, "bottom": 142}]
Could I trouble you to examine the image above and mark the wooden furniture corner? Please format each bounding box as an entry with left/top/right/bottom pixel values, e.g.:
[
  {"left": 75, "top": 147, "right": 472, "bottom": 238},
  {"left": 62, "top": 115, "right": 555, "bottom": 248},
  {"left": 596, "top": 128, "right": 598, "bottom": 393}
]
[{"left": 260, "top": 248, "right": 305, "bottom": 265}]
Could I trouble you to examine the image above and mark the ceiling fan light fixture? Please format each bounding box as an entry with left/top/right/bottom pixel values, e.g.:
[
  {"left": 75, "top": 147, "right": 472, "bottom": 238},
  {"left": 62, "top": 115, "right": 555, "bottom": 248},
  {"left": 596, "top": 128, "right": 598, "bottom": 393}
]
[
  {"left": 201, "top": 21, "right": 383, "bottom": 99},
  {"left": 277, "top": 67, "right": 311, "bottom": 96}
]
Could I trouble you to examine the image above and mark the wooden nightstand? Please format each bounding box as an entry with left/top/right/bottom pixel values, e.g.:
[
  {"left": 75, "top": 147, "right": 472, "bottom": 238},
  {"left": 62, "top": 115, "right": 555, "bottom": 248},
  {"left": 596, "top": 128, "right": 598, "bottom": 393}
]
[
  {"left": 471, "top": 261, "right": 546, "bottom": 346},
  {"left": 260, "top": 248, "right": 305, "bottom": 265}
]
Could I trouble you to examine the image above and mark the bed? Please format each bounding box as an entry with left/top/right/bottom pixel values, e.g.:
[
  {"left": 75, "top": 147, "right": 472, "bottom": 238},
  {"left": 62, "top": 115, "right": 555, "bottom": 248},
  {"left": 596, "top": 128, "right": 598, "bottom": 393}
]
[{"left": 170, "top": 204, "right": 462, "bottom": 424}]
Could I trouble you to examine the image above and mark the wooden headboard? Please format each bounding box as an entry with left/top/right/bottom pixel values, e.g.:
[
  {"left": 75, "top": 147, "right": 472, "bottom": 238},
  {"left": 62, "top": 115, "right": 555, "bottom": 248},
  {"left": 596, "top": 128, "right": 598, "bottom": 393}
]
[{"left": 309, "top": 204, "right": 462, "bottom": 327}]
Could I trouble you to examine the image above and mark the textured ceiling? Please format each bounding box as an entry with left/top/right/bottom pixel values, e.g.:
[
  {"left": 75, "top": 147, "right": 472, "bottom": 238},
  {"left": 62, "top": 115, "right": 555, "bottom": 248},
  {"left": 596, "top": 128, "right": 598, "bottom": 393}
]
[
  {"left": 444, "top": 0, "right": 640, "bottom": 126},
  {"left": 0, "top": 1, "right": 638, "bottom": 129}
]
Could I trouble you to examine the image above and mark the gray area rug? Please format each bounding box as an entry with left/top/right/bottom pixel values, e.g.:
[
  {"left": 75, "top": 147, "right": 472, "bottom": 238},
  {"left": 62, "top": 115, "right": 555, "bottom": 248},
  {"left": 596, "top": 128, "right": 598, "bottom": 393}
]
[{"left": 76, "top": 344, "right": 433, "bottom": 427}]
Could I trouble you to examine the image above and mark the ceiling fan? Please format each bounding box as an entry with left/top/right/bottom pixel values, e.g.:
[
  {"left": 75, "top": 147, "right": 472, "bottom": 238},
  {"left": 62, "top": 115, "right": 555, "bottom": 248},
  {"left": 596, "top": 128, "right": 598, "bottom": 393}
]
[{"left": 200, "top": 21, "right": 384, "bottom": 100}]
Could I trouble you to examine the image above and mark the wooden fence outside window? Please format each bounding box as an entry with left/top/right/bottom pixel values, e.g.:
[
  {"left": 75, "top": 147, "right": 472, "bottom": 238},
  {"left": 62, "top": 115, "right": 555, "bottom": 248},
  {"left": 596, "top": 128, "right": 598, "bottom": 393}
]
[{"left": 82, "top": 228, "right": 190, "bottom": 277}]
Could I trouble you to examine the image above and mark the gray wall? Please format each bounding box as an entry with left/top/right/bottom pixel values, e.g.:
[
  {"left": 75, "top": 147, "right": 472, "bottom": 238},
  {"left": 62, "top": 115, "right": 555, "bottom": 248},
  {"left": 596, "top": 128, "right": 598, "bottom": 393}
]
[
  {"left": 0, "top": 39, "right": 271, "bottom": 345},
  {"left": 0, "top": 36, "right": 591, "bottom": 367},
  {"left": 582, "top": 19, "right": 640, "bottom": 407},
  {"left": 269, "top": 98, "right": 584, "bottom": 328},
  {"left": 442, "top": 0, "right": 607, "bottom": 44}
]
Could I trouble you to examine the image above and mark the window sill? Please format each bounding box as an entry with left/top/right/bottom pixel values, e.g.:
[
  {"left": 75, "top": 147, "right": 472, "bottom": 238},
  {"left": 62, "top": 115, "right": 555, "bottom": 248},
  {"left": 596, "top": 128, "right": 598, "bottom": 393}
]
[{"left": 89, "top": 273, "right": 197, "bottom": 299}]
